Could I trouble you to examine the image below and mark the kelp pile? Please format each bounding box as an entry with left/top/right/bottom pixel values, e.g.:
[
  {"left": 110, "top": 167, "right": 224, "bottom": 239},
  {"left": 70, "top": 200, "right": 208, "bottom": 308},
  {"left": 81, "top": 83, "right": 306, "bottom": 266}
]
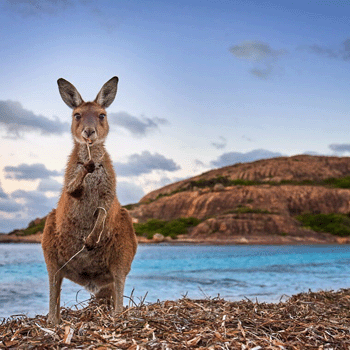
[{"left": 1, "top": 289, "right": 350, "bottom": 349}]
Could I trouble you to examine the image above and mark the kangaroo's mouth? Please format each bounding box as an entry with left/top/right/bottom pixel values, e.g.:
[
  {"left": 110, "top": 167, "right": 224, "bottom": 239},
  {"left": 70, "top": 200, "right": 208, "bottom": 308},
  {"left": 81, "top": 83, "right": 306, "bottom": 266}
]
[{"left": 83, "top": 136, "right": 95, "bottom": 146}]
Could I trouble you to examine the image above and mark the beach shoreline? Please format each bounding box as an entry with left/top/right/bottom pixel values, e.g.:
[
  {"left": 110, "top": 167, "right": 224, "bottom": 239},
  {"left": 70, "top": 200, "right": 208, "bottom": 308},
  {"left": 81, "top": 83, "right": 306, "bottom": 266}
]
[
  {"left": 1, "top": 232, "right": 349, "bottom": 245},
  {"left": 1, "top": 288, "right": 349, "bottom": 349}
]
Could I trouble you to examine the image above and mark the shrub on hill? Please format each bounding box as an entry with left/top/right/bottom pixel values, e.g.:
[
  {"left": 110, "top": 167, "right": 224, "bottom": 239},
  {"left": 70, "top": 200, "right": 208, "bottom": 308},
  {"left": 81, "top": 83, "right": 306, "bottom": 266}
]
[
  {"left": 134, "top": 217, "right": 201, "bottom": 239},
  {"left": 296, "top": 213, "right": 350, "bottom": 237},
  {"left": 19, "top": 220, "right": 46, "bottom": 236}
]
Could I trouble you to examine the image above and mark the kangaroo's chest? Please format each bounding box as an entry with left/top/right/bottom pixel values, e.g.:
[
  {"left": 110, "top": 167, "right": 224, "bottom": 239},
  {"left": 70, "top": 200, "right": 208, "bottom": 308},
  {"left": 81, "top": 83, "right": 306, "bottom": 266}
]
[{"left": 84, "top": 166, "right": 110, "bottom": 196}]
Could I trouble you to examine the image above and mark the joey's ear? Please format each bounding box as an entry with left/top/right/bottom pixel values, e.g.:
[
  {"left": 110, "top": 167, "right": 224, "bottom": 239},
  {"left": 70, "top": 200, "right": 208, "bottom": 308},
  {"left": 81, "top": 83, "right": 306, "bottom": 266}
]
[
  {"left": 94, "top": 76, "right": 118, "bottom": 108},
  {"left": 57, "top": 78, "right": 84, "bottom": 109}
]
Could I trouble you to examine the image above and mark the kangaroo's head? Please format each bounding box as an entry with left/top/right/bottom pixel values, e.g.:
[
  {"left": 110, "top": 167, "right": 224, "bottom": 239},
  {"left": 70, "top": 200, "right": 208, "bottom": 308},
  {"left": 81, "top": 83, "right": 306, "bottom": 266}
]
[{"left": 57, "top": 77, "right": 118, "bottom": 146}]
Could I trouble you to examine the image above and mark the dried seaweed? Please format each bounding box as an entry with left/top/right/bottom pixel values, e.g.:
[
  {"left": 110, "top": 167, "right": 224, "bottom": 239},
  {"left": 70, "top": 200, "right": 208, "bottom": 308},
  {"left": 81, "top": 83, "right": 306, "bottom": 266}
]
[{"left": 1, "top": 289, "right": 350, "bottom": 349}]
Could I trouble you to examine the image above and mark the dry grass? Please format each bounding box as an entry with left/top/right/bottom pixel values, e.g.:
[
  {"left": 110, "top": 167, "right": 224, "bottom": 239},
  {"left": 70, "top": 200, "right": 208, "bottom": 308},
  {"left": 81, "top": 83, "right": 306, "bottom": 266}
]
[{"left": 1, "top": 289, "right": 350, "bottom": 349}]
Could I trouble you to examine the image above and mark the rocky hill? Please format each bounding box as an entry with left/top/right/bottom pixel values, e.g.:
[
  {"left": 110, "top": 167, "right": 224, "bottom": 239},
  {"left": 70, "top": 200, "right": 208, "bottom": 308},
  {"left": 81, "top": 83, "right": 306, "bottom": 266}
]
[
  {"left": 3, "top": 155, "right": 350, "bottom": 244},
  {"left": 0, "top": 217, "right": 45, "bottom": 243},
  {"left": 129, "top": 155, "right": 350, "bottom": 244}
]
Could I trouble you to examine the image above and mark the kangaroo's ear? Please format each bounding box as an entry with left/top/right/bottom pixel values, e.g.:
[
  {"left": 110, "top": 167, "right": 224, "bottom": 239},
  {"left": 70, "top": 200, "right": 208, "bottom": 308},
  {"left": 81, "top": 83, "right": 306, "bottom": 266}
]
[
  {"left": 94, "top": 76, "right": 118, "bottom": 108},
  {"left": 57, "top": 78, "right": 84, "bottom": 109}
]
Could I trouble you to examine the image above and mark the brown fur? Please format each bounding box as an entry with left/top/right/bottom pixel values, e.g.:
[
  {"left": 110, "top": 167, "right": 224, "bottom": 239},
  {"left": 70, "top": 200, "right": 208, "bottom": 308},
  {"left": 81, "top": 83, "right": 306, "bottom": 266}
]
[{"left": 42, "top": 77, "right": 137, "bottom": 325}]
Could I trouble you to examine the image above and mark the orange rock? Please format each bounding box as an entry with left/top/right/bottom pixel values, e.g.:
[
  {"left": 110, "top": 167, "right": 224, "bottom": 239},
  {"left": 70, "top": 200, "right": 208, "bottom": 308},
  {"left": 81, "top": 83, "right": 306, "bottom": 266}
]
[{"left": 130, "top": 156, "right": 350, "bottom": 243}]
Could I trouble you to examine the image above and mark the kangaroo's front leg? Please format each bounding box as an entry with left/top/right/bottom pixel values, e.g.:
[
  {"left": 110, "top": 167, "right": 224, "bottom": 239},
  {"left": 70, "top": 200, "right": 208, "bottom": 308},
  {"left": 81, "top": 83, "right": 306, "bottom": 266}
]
[{"left": 66, "top": 161, "right": 95, "bottom": 198}]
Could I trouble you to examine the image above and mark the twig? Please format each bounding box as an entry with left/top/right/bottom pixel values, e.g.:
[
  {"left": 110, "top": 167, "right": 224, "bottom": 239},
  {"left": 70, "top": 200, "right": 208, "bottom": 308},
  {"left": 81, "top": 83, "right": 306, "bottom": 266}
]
[{"left": 86, "top": 140, "right": 92, "bottom": 161}]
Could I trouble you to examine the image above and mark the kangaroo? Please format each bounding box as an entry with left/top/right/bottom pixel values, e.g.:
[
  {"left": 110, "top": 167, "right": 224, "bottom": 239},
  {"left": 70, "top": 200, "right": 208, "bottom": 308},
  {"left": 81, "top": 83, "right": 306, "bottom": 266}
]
[{"left": 42, "top": 77, "right": 137, "bottom": 325}]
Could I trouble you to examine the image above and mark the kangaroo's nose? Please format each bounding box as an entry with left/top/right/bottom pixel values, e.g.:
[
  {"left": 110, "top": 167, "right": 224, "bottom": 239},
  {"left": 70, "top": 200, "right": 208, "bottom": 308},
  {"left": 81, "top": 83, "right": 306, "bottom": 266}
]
[{"left": 84, "top": 128, "right": 96, "bottom": 138}]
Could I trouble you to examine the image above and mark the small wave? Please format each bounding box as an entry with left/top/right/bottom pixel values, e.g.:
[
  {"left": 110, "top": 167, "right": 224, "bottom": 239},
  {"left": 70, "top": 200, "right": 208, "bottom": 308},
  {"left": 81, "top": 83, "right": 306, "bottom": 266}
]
[
  {"left": 129, "top": 274, "right": 262, "bottom": 288},
  {"left": 178, "top": 260, "right": 350, "bottom": 275}
]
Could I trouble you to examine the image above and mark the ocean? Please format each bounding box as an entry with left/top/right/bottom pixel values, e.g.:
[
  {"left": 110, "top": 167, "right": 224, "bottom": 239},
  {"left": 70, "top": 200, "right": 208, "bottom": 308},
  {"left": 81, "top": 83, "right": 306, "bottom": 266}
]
[{"left": 1, "top": 243, "right": 350, "bottom": 319}]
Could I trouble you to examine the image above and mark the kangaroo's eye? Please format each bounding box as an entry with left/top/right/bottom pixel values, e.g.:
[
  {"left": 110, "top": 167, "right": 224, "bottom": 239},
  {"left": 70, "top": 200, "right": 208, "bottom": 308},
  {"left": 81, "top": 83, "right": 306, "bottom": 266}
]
[
  {"left": 74, "top": 113, "right": 81, "bottom": 121},
  {"left": 99, "top": 114, "right": 106, "bottom": 120}
]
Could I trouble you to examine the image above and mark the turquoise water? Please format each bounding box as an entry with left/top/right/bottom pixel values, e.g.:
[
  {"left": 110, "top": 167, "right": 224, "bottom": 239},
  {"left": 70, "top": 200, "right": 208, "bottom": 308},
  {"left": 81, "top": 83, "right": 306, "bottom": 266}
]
[{"left": 1, "top": 243, "right": 350, "bottom": 318}]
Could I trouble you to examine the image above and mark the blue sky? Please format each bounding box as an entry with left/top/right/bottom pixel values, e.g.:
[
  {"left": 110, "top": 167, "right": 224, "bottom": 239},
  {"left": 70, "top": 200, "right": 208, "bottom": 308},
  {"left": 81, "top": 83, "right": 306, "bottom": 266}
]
[{"left": 0, "top": 0, "right": 350, "bottom": 232}]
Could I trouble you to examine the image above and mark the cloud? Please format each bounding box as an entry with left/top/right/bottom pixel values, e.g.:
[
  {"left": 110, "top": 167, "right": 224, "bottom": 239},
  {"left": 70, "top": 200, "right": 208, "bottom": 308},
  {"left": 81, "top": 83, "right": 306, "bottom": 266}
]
[
  {"left": 302, "top": 151, "right": 322, "bottom": 156},
  {"left": 0, "top": 181, "right": 8, "bottom": 199},
  {"left": 143, "top": 175, "right": 185, "bottom": 190},
  {"left": 109, "top": 112, "right": 169, "bottom": 137},
  {"left": 229, "top": 40, "right": 287, "bottom": 79},
  {"left": 301, "top": 38, "right": 350, "bottom": 61},
  {"left": 194, "top": 159, "right": 205, "bottom": 166},
  {"left": 37, "top": 178, "right": 62, "bottom": 192},
  {"left": 4, "top": 163, "right": 62, "bottom": 180},
  {"left": 4, "top": 0, "right": 74, "bottom": 17},
  {"left": 250, "top": 67, "right": 273, "bottom": 80},
  {"left": 0, "top": 100, "right": 69, "bottom": 138},
  {"left": 4, "top": 1, "right": 120, "bottom": 35},
  {"left": 90, "top": 6, "right": 119, "bottom": 33},
  {"left": 0, "top": 187, "right": 58, "bottom": 232},
  {"left": 242, "top": 135, "right": 253, "bottom": 142},
  {"left": 0, "top": 182, "right": 23, "bottom": 214},
  {"left": 329, "top": 143, "right": 350, "bottom": 154},
  {"left": 210, "top": 149, "right": 283, "bottom": 168},
  {"left": 193, "top": 159, "right": 206, "bottom": 168},
  {"left": 306, "top": 45, "right": 339, "bottom": 59},
  {"left": 11, "top": 189, "right": 57, "bottom": 218},
  {"left": 0, "top": 218, "right": 30, "bottom": 234},
  {"left": 211, "top": 136, "right": 227, "bottom": 149},
  {"left": 230, "top": 41, "right": 286, "bottom": 61},
  {"left": 0, "top": 198, "right": 22, "bottom": 213},
  {"left": 117, "top": 181, "right": 145, "bottom": 205},
  {"left": 114, "top": 151, "right": 181, "bottom": 176}
]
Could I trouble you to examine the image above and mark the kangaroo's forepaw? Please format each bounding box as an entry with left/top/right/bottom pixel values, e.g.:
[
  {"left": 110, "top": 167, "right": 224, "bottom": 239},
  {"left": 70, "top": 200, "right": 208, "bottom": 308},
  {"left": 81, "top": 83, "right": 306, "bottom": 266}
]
[
  {"left": 84, "top": 160, "right": 95, "bottom": 173},
  {"left": 84, "top": 237, "right": 96, "bottom": 251}
]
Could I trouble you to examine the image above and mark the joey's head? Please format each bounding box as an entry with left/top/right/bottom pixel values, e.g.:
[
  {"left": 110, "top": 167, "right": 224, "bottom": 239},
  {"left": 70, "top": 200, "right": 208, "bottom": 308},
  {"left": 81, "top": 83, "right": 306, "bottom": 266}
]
[{"left": 57, "top": 77, "right": 118, "bottom": 146}]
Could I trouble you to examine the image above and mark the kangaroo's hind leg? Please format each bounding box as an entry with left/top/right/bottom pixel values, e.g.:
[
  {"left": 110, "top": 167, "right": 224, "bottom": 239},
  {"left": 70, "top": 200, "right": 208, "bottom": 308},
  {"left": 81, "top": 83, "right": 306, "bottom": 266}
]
[
  {"left": 42, "top": 209, "right": 63, "bottom": 325},
  {"left": 47, "top": 270, "right": 63, "bottom": 325},
  {"left": 113, "top": 275, "right": 126, "bottom": 314},
  {"left": 95, "top": 278, "right": 125, "bottom": 314},
  {"left": 95, "top": 284, "right": 115, "bottom": 305}
]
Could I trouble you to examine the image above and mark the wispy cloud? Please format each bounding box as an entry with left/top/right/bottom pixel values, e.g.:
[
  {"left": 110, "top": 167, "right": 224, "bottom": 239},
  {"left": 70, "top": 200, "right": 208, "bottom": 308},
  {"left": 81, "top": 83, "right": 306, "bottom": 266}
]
[
  {"left": 90, "top": 6, "right": 119, "bottom": 33},
  {"left": 302, "top": 151, "right": 322, "bottom": 156},
  {"left": 194, "top": 159, "right": 205, "bottom": 167},
  {"left": 109, "top": 112, "right": 169, "bottom": 137},
  {"left": 242, "top": 135, "right": 253, "bottom": 142},
  {"left": 4, "top": 0, "right": 74, "bottom": 17},
  {"left": 229, "top": 40, "right": 287, "bottom": 79},
  {"left": 0, "top": 100, "right": 69, "bottom": 138},
  {"left": 210, "top": 149, "right": 283, "bottom": 168},
  {"left": 4, "top": 1, "right": 119, "bottom": 35},
  {"left": 230, "top": 41, "right": 286, "bottom": 61},
  {"left": 329, "top": 143, "right": 350, "bottom": 154},
  {"left": 211, "top": 136, "right": 227, "bottom": 149},
  {"left": 250, "top": 67, "right": 273, "bottom": 79},
  {"left": 114, "top": 151, "right": 180, "bottom": 176},
  {"left": 4, "top": 163, "right": 62, "bottom": 180},
  {"left": 37, "top": 178, "right": 62, "bottom": 192},
  {"left": 301, "top": 38, "right": 350, "bottom": 61}
]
